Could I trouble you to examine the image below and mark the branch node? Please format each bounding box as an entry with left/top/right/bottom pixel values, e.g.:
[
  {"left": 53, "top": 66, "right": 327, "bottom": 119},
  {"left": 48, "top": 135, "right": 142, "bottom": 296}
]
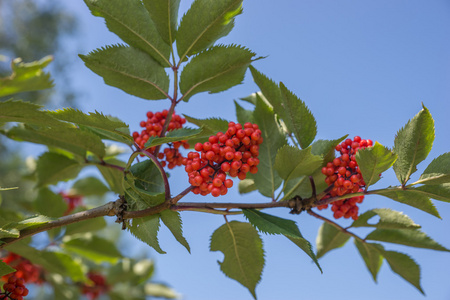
[{"left": 114, "top": 196, "right": 129, "bottom": 230}]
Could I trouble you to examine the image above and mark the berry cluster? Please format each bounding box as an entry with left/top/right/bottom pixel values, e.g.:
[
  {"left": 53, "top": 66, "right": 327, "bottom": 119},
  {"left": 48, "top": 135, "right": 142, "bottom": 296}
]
[
  {"left": 1, "top": 253, "right": 43, "bottom": 285},
  {"left": 59, "top": 192, "right": 83, "bottom": 215},
  {"left": 183, "top": 122, "right": 263, "bottom": 197},
  {"left": 317, "top": 136, "right": 373, "bottom": 220},
  {"left": 132, "top": 110, "right": 189, "bottom": 168},
  {"left": 1, "top": 276, "right": 29, "bottom": 300},
  {"left": 81, "top": 272, "right": 109, "bottom": 300}
]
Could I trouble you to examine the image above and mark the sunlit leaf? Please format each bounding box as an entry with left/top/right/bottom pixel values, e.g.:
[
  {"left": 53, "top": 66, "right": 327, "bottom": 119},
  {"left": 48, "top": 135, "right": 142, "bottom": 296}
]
[
  {"left": 316, "top": 222, "right": 350, "bottom": 258},
  {"left": 351, "top": 208, "right": 421, "bottom": 229},
  {"left": 143, "top": 0, "right": 181, "bottom": 45},
  {"left": 414, "top": 152, "right": 450, "bottom": 185}
]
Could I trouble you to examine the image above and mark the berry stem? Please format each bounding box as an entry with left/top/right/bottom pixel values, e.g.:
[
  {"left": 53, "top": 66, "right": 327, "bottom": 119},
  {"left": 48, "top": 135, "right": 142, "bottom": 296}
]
[{"left": 307, "top": 209, "right": 365, "bottom": 242}]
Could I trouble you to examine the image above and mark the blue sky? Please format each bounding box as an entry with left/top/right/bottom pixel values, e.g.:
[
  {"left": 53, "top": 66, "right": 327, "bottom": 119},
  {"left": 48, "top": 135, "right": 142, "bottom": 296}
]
[{"left": 54, "top": 1, "right": 450, "bottom": 299}]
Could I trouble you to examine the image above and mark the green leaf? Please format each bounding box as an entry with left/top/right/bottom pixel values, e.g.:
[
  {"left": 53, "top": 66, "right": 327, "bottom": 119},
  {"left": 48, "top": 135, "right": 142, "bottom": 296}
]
[
  {"left": 0, "top": 228, "right": 19, "bottom": 240},
  {"left": 238, "top": 178, "right": 257, "bottom": 194},
  {"left": 5, "top": 125, "right": 105, "bottom": 158},
  {"left": 64, "top": 217, "right": 107, "bottom": 236},
  {"left": 310, "top": 136, "right": 348, "bottom": 164},
  {"left": 182, "top": 115, "right": 229, "bottom": 144},
  {"left": 0, "top": 56, "right": 53, "bottom": 97},
  {"left": 0, "top": 100, "right": 62, "bottom": 127},
  {"left": 355, "top": 142, "right": 397, "bottom": 187},
  {"left": 366, "top": 228, "right": 449, "bottom": 252},
  {"left": 2, "top": 215, "right": 55, "bottom": 233},
  {"left": 243, "top": 209, "right": 321, "bottom": 272},
  {"left": 129, "top": 214, "right": 165, "bottom": 254},
  {"left": 80, "top": 45, "right": 169, "bottom": 100},
  {"left": 5, "top": 242, "right": 86, "bottom": 282},
  {"left": 129, "top": 159, "right": 165, "bottom": 194},
  {"left": 235, "top": 100, "right": 255, "bottom": 124},
  {"left": 0, "top": 261, "right": 16, "bottom": 277},
  {"left": 177, "top": 0, "right": 243, "bottom": 59},
  {"left": 71, "top": 176, "right": 110, "bottom": 197},
  {"left": 316, "top": 222, "right": 351, "bottom": 258},
  {"left": 180, "top": 45, "right": 256, "bottom": 102},
  {"left": 83, "top": 0, "right": 170, "bottom": 66},
  {"left": 144, "top": 127, "right": 203, "bottom": 148},
  {"left": 34, "top": 188, "right": 68, "bottom": 218},
  {"left": 274, "top": 145, "right": 323, "bottom": 182},
  {"left": 210, "top": 221, "right": 264, "bottom": 299},
  {"left": 374, "top": 188, "right": 440, "bottom": 218},
  {"left": 62, "top": 234, "right": 122, "bottom": 264},
  {"left": 351, "top": 208, "right": 421, "bottom": 229},
  {"left": 393, "top": 104, "right": 435, "bottom": 185},
  {"left": 354, "top": 240, "right": 383, "bottom": 282},
  {"left": 160, "top": 210, "right": 190, "bottom": 253},
  {"left": 97, "top": 158, "right": 125, "bottom": 194},
  {"left": 35, "top": 152, "right": 83, "bottom": 187},
  {"left": 48, "top": 108, "right": 132, "bottom": 144},
  {"left": 377, "top": 249, "right": 424, "bottom": 294},
  {"left": 283, "top": 170, "right": 328, "bottom": 201},
  {"left": 144, "top": 283, "right": 179, "bottom": 299},
  {"left": 107, "top": 258, "right": 154, "bottom": 285},
  {"left": 279, "top": 82, "right": 317, "bottom": 148},
  {"left": 143, "top": 0, "right": 181, "bottom": 45},
  {"left": 0, "top": 187, "right": 18, "bottom": 191},
  {"left": 412, "top": 183, "right": 450, "bottom": 202},
  {"left": 414, "top": 152, "right": 450, "bottom": 185},
  {"left": 252, "top": 96, "right": 287, "bottom": 198}
]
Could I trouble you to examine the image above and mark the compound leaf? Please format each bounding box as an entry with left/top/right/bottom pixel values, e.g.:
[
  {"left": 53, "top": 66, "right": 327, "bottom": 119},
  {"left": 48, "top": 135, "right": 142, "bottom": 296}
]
[
  {"left": 0, "top": 100, "right": 61, "bottom": 127},
  {"left": 160, "top": 210, "right": 190, "bottom": 253},
  {"left": 412, "top": 183, "right": 450, "bottom": 202},
  {"left": 354, "top": 240, "right": 383, "bottom": 282},
  {"left": 210, "top": 221, "right": 264, "bottom": 299},
  {"left": 129, "top": 214, "right": 165, "bottom": 254},
  {"left": 143, "top": 0, "right": 181, "bottom": 45},
  {"left": 414, "top": 152, "right": 450, "bottom": 185}
]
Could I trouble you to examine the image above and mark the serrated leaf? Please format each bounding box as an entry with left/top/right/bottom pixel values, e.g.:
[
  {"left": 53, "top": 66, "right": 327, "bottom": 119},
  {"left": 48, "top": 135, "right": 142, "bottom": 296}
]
[
  {"left": 35, "top": 152, "right": 83, "bottom": 187},
  {"left": 316, "top": 222, "right": 350, "bottom": 258},
  {"left": 274, "top": 145, "right": 323, "bottom": 182},
  {"left": 62, "top": 234, "right": 122, "bottom": 264},
  {"left": 235, "top": 100, "right": 255, "bottom": 124},
  {"left": 414, "top": 152, "right": 450, "bottom": 185},
  {"left": 0, "top": 261, "right": 16, "bottom": 277},
  {"left": 310, "top": 136, "right": 348, "bottom": 164},
  {"left": 393, "top": 105, "right": 435, "bottom": 185},
  {"left": 377, "top": 248, "right": 424, "bottom": 294},
  {"left": 354, "top": 240, "right": 383, "bottom": 282},
  {"left": 210, "top": 221, "right": 264, "bottom": 299},
  {"left": 160, "top": 210, "right": 190, "bottom": 253},
  {"left": 6, "top": 125, "right": 105, "bottom": 158},
  {"left": 129, "top": 214, "right": 165, "bottom": 254},
  {"left": 84, "top": 0, "right": 170, "bottom": 66},
  {"left": 97, "top": 158, "right": 125, "bottom": 194},
  {"left": 243, "top": 209, "right": 321, "bottom": 272},
  {"left": 366, "top": 228, "right": 449, "bottom": 251},
  {"left": 177, "top": 0, "right": 243, "bottom": 59},
  {"left": 351, "top": 208, "right": 421, "bottom": 229},
  {"left": 180, "top": 45, "right": 256, "bottom": 102},
  {"left": 143, "top": 0, "right": 180, "bottom": 45},
  {"left": 182, "top": 115, "right": 229, "bottom": 144},
  {"left": 129, "top": 159, "right": 165, "bottom": 194},
  {"left": 0, "top": 100, "right": 62, "bottom": 127},
  {"left": 48, "top": 108, "right": 132, "bottom": 144},
  {"left": 355, "top": 142, "right": 397, "bottom": 187},
  {"left": 279, "top": 82, "right": 317, "bottom": 148},
  {"left": 71, "top": 176, "right": 110, "bottom": 197},
  {"left": 80, "top": 45, "right": 169, "bottom": 100},
  {"left": 252, "top": 96, "right": 286, "bottom": 198},
  {"left": 144, "top": 127, "right": 203, "bottom": 148},
  {"left": 34, "top": 188, "right": 68, "bottom": 218},
  {"left": 374, "top": 188, "right": 440, "bottom": 218},
  {"left": 0, "top": 56, "right": 53, "bottom": 97},
  {"left": 412, "top": 183, "right": 450, "bottom": 202},
  {"left": 238, "top": 178, "right": 257, "bottom": 194}
]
